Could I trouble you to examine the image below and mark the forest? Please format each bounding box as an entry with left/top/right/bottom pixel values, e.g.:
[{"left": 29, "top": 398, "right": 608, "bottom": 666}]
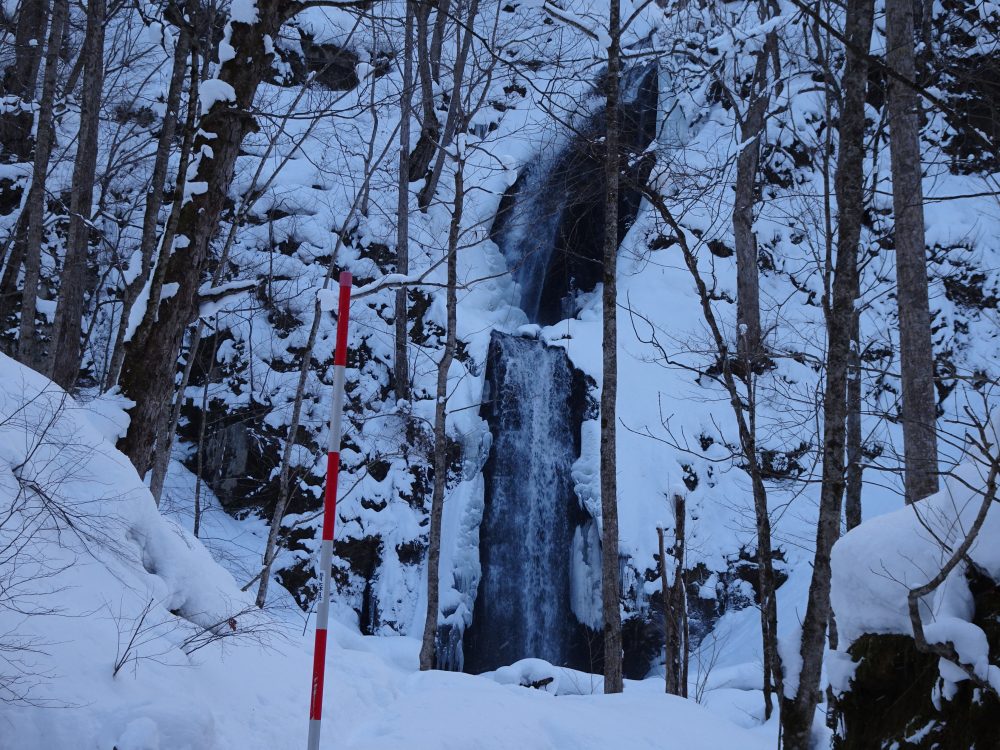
[{"left": 1, "top": 0, "right": 998, "bottom": 747}]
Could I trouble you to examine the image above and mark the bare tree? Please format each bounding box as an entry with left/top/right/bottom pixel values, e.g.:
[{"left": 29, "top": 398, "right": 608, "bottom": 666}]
[
  {"left": 116, "top": 0, "right": 367, "bottom": 476},
  {"left": 780, "top": 0, "right": 875, "bottom": 744},
  {"left": 104, "top": 6, "right": 194, "bottom": 389},
  {"left": 885, "top": 0, "right": 938, "bottom": 504},
  {"left": 15, "top": 0, "right": 68, "bottom": 371},
  {"left": 394, "top": 0, "right": 415, "bottom": 403},
  {"left": 599, "top": 0, "right": 624, "bottom": 695},
  {"left": 419, "top": 153, "right": 463, "bottom": 671},
  {"left": 48, "top": 0, "right": 108, "bottom": 389}
]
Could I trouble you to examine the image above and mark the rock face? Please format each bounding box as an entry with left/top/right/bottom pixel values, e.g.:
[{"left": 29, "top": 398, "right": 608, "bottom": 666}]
[
  {"left": 490, "top": 63, "right": 660, "bottom": 326},
  {"left": 833, "top": 568, "right": 1000, "bottom": 749}
]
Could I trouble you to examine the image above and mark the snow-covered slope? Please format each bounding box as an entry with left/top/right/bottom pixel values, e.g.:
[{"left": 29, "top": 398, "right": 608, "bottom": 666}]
[{"left": 0, "top": 353, "right": 780, "bottom": 748}]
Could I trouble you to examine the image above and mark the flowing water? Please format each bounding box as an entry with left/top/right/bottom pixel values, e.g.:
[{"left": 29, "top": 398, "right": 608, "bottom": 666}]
[
  {"left": 462, "top": 62, "right": 660, "bottom": 674},
  {"left": 463, "top": 333, "right": 584, "bottom": 672}
]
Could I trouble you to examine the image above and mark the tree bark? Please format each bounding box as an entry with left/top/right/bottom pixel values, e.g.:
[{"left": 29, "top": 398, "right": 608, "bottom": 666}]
[
  {"left": 394, "top": 0, "right": 414, "bottom": 403},
  {"left": 660, "top": 492, "right": 687, "bottom": 696},
  {"left": 419, "top": 161, "right": 462, "bottom": 671},
  {"left": 845, "top": 307, "right": 863, "bottom": 530},
  {"left": 16, "top": 0, "right": 68, "bottom": 371},
  {"left": 600, "top": 0, "right": 624, "bottom": 695},
  {"left": 48, "top": 0, "right": 107, "bottom": 389},
  {"left": 408, "top": 1, "right": 439, "bottom": 182},
  {"left": 732, "top": 19, "right": 777, "bottom": 365},
  {"left": 416, "top": 0, "right": 478, "bottom": 210},
  {"left": 118, "top": 0, "right": 289, "bottom": 475},
  {"left": 779, "top": 0, "right": 874, "bottom": 744},
  {"left": 885, "top": 0, "right": 938, "bottom": 504},
  {"left": 672, "top": 492, "right": 687, "bottom": 698}
]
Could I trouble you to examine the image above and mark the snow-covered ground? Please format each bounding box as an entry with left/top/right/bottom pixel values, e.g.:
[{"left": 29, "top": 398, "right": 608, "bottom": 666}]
[{"left": 0, "top": 353, "right": 778, "bottom": 749}]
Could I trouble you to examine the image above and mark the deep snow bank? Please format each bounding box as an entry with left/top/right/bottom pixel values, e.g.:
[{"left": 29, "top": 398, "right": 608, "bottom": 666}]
[
  {"left": 0, "top": 353, "right": 778, "bottom": 749},
  {"left": 828, "top": 446, "right": 1000, "bottom": 747},
  {"left": 829, "top": 455, "right": 1000, "bottom": 692}
]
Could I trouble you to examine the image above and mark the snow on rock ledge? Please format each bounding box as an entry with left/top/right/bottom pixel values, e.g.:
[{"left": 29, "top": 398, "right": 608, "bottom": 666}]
[{"left": 829, "top": 454, "right": 1000, "bottom": 695}]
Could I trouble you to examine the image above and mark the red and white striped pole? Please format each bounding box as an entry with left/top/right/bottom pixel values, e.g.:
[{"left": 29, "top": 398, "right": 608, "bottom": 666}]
[{"left": 307, "top": 270, "right": 352, "bottom": 750}]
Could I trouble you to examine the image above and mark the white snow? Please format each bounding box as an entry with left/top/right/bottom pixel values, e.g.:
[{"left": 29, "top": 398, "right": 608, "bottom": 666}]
[
  {"left": 829, "top": 448, "right": 1000, "bottom": 694},
  {"left": 0, "top": 354, "right": 778, "bottom": 748}
]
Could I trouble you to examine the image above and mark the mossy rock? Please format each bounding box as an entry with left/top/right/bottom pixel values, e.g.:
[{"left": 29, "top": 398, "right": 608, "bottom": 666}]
[{"left": 834, "top": 568, "right": 1000, "bottom": 749}]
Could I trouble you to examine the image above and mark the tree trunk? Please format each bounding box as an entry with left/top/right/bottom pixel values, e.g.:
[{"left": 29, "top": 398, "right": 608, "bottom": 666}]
[
  {"left": 394, "top": 0, "right": 414, "bottom": 403},
  {"left": 0, "top": 0, "right": 50, "bottom": 161},
  {"left": 600, "top": 0, "right": 624, "bottom": 695},
  {"left": 732, "top": 24, "right": 775, "bottom": 365},
  {"left": 657, "top": 526, "right": 676, "bottom": 694},
  {"left": 48, "top": 0, "right": 107, "bottom": 389},
  {"left": 104, "top": 23, "right": 192, "bottom": 390},
  {"left": 845, "top": 307, "right": 863, "bottom": 530},
  {"left": 408, "top": 1, "right": 439, "bottom": 182},
  {"left": 660, "top": 492, "right": 687, "bottom": 696},
  {"left": 118, "top": 0, "right": 288, "bottom": 475},
  {"left": 16, "top": 0, "right": 68, "bottom": 371},
  {"left": 430, "top": 0, "right": 451, "bottom": 81},
  {"left": 885, "top": 0, "right": 938, "bottom": 504},
  {"left": 779, "top": 0, "right": 874, "bottom": 744},
  {"left": 672, "top": 492, "right": 688, "bottom": 698},
  {"left": 419, "top": 162, "right": 462, "bottom": 671},
  {"left": 416, "top": 0, "right": 478, "bottom": 211}
]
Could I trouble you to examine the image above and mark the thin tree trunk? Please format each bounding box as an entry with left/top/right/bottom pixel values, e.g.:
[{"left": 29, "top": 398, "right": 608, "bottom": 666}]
[
  {"left": 430, "top": 0, "right": 451, "bottom": 80},
  {"left": 105, "top": 24, "right": 192, "bottom": 390},
  {"left": 48, "top": 0, "right": 107, "bottom": 389},
  {"left": 660, "top": 492, "right": 687, "bottom": 696},
  {"left": 408, "top": 1, "right": 439, "bottom": 182},
  {"left": 416, "top": 0, "right": 478, "bottom": 210},
  {"left": 16, "top": 0, "right": 68, "bottom": 371},
  {"left": 885, "top": 0, "right": 938, "bottom": 504},
  {"left": 419, "top": 162, "right": 462, "bottom": 671},
  {"left": 732, "top": 27, "right": 775, "bottom": 365},
  {"left": 657, "top": 526, "right": 674, "bottom": 693},
  {"left": 394, "top": 0, "right": 414, "bottom": 403},
  {"left": 600, "top": 0, "right": 624, "bottom": 695},
  {"left": 779, "top": 0, "right": 874, "bottom": 744},
  {"left": 193, "top": 321, "right": 219, "bottom": 539},
  {"left": 672, "top": 492, "right": 687, "bottom": 698},
  {"left": 845, "top": 308, "right": 863, "bottom": 530}
]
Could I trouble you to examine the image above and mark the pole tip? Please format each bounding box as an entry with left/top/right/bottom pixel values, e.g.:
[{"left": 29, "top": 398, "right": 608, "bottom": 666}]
[{"left": 339, "top": 270, "right": 352, "bottom": 288}]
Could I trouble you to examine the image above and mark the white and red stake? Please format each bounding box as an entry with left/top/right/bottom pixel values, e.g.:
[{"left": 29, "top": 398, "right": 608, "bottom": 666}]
[{"left": 307, "top": 270, "right": 352, "bottom": 750}]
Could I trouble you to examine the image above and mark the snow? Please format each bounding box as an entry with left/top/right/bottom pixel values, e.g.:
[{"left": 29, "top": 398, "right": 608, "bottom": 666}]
[
  {"left": 3, "top": 0, "right": 1000, "bottom": 743},
  {"left": 0, "top": 357, "right": 775, "bottom": 749},
  {"left": 829, "top": 448, "right": 1000, "bottom": 694},
  {"left": 199, "top": 79, "right": 237, "bottom": 115}
]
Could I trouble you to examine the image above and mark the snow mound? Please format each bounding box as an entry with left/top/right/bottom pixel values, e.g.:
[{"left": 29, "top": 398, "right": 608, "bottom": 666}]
[
  {"left": 830, "top": 449, "right": 1000, "bottom": 694},
  {"left": 0, "top": 354, "right": 261, "bottom": 744}
]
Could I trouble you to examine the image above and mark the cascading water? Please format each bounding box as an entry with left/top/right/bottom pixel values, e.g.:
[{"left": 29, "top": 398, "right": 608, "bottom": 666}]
[
  {"left": 462, "top": 333, "right": 588, "bottom": 673},
  {"left": 461, "top": 62, "right": 660, "bottom": 675}
]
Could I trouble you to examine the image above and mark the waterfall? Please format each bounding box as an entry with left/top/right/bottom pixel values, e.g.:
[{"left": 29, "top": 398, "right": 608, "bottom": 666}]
[
  {"left": 462, "top": 62, "right": 660, "bottom": 675},
  {"left": 463, "top": 333, "right": 588, "bottom": 672}
]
